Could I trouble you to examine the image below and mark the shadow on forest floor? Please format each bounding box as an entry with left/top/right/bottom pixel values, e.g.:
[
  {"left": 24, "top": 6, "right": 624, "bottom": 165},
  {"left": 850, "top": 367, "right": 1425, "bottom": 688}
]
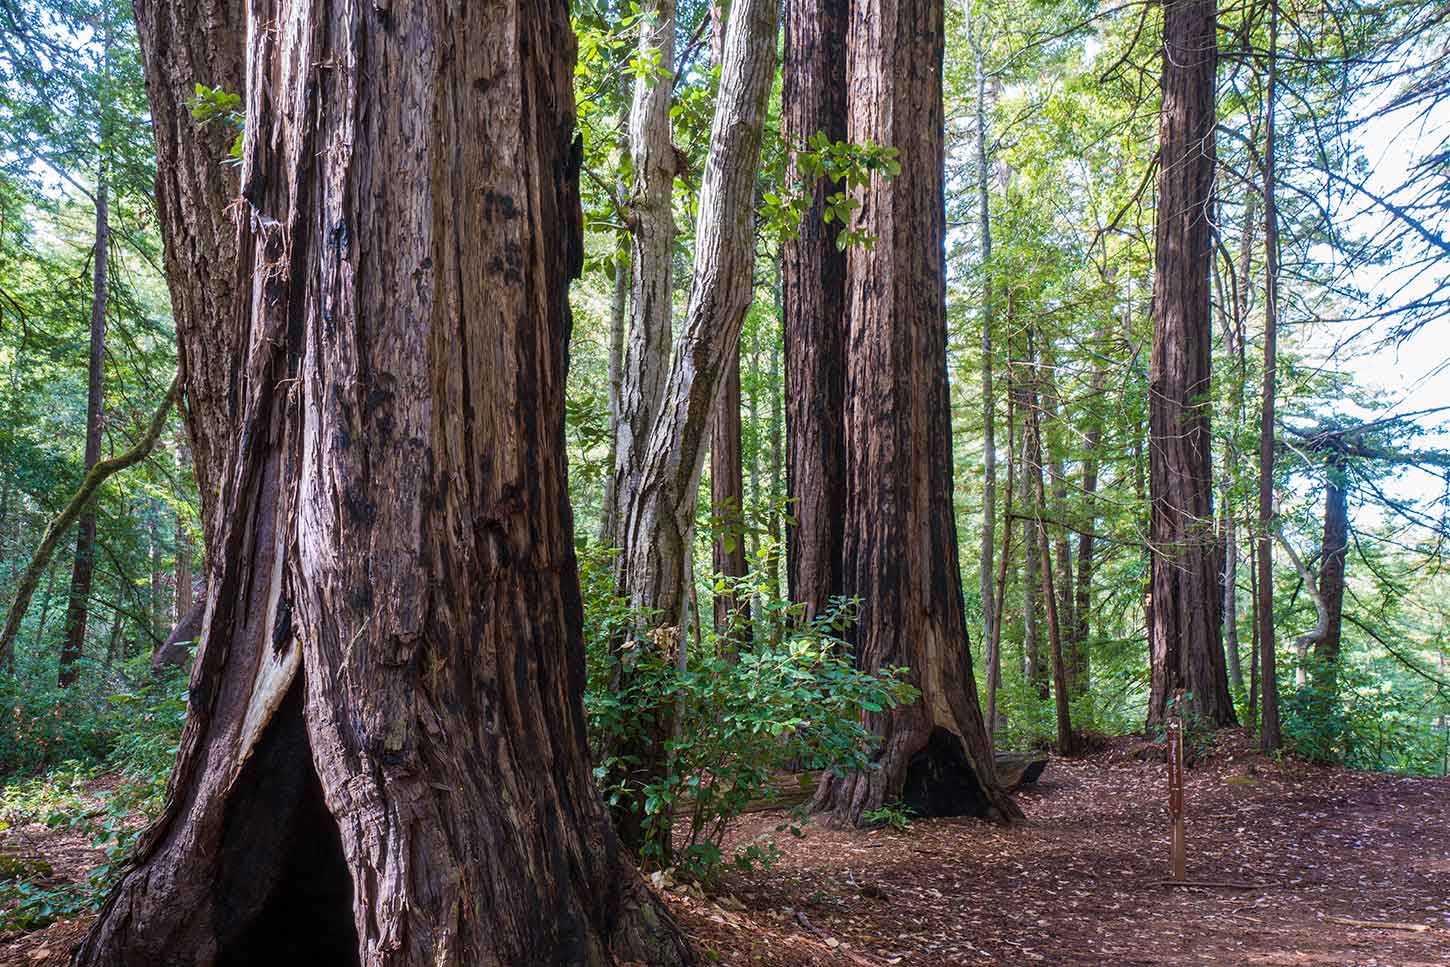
[
  {"left": 664, "top": 729, "right": 1450, "bottom": 966},
  {"left": 2, "top": 729, "right": 1448, "bottom": 966}
]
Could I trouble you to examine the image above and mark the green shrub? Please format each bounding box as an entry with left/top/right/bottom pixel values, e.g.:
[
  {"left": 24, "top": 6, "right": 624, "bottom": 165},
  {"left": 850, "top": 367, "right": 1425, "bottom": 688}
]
[
  {"left": 579, "top": 543, "right": 917, "bottom": 879},
  {"left": 1280, "top": 660, "right": 1442, "bottom": 774}
]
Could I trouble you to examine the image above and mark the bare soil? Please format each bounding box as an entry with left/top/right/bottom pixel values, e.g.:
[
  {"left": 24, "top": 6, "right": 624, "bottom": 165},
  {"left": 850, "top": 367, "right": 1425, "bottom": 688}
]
[{"left": 4, "top": 730, "right": 1448, "bottom": 966}]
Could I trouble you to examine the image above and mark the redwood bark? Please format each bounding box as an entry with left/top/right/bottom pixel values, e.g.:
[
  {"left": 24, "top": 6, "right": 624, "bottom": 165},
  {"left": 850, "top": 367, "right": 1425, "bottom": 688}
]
[
  {"left": 1147, "top": 0, "right": 1235, "bottom": 727},
  {"left": 75, "top": 3, "right": 692, "bottom": 964},
  {"left": 782, "top": 0, "right": 848, "bottom": 621},
  {"left": 58, "top": 171, "right": 108, "bottom": 688},
  {"left": 809, "top": 0, "right": 1017, "bottom": 826},
  {"left": 132, "top": 0, "right": 244, "bottom": 544}
]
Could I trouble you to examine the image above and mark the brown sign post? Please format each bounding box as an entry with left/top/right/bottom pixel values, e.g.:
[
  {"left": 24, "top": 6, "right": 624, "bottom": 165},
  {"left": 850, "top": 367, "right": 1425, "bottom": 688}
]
[{"left": 1166, "top": 714, "right": 1185, "bottom": 880}]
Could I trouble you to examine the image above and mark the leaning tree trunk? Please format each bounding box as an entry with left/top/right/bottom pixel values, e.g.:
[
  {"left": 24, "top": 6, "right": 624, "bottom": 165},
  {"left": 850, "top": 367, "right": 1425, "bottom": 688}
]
[
  {"left": 809, "top": 0, "right": 1018, "bottom": 827},
  {"left": 608, "top": 0, "right": 779, "bottom": 860},
  {"left": 58, "top": 171, "right": 109, "bottom": 688},
  {"left": 1146, "top": 0, "right": 1235, "bottom": 727},
  {"left": 782, "top": 0, "right": 848, "bottom": 622},
  {"left": 74, "top": 3, "right": 693, "bottom": 965}
]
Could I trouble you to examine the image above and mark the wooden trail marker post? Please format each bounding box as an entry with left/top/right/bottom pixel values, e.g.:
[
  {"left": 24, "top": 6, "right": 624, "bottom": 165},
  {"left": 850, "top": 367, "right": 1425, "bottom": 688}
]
[{"left": 1166, "top": 713, "right": 1185, "bottom": 880}]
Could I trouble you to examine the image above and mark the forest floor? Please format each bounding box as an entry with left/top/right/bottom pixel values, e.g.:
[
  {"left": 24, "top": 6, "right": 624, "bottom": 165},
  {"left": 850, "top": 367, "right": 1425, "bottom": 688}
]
[{"left": 2, "top": 730, "right": 1448, "bottom": 966}]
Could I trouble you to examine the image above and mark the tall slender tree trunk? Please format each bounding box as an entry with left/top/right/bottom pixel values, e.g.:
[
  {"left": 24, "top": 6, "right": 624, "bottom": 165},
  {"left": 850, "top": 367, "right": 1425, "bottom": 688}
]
[
  {"left": 1072, "top": 347, "right": 1108, "bottom": 711},
  {"left": 809, "top": 0, "right": 1017, "bottom": 827},
  {"left": 76, "top": 3, "right": 693, "bottom": 964},
  {"left": 1314, "top": 456, "right": 1349, "bottom": 679},
  {"left": 711, "top": 357, "right": 750, "bottom": 645},
  {"left": 970, "top": 18, "right": 997, "bottom": 674},
  {"left": 58, "top": 170, "right": 109, "bottom": 688},
  {"left": 986, "top": 388, "right": 1017, "bottom": 740},
  {"left": 1040, "top": 337, "right": 1077, "bottom": 693},
  {"left": 1020, "top": 393, "right": 1043, "bottom": 697},
  {"left": 1027, "top": 360, "right": 1075, "bottom": 755},
  {"left": 782, "top": 0, "right": 848, "bottom": 621},
  {"left": 708, "top": 0, "right": 750, "bottom": 647},
  {"left": 1222, "top": 193, "right": 1256, "bottom": 692},
  {"left": 1256, "top": 0, "right": 1283, "bottom": 751},
  {"left": 1147, "top": 0, "right": 1234, "bottom": 727},
  {"left": 600, "top": 250, "right": 630, "bottom": 545}
]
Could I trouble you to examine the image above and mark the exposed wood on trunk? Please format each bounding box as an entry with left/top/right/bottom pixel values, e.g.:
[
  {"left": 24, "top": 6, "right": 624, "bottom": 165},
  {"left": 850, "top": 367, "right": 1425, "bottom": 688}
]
[
  {"left": 1147, "top": 0, "right": 1235, "bottom": 727},
  {"left": 809, "top": 0, "right": 1018, "bottom": 826},
  {"left": 600, "top": 249, "right": 630, "bottom": 545},
  {"left": 75, "top": 3, "right": 693, "bottom": 964},
  {"left": 782, "top": 0, "right": 848, "bottom": 622}
]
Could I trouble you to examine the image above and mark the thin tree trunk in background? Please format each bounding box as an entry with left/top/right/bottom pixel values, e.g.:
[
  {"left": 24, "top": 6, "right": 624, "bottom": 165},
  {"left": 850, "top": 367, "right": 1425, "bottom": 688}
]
[
  {"left": 1020, "top": 397, "right": 1043, "bottom": 696},
  {"left": 59, "top": 168, "right": 109, "bottom": 688},
  {"left": 1314, "top": 455, "right": 1349, "bottom": 680},
  {"left": 1223, "top": 193, "right": 1256, "bottom": 692},
  {"left": 810, "top": 0, "right": 1017, "bottom": 827},
  {"left": 600, "top": 249, "right": 630, "bottom": 545},
  {"left": 970, "top": 17, "right": 997, "bottom": 674},
  {"left": 1147, "top": 0, "right": 1234, "bottom": 727},
  {"left": 986, "top": 388, "right": 1017, "bottom": 741},
  {"left": 711, "top": 357, "right": 750, "bottom": 646},
  {"left": 1257, "top": 0, "right": 1283, "bottom": 752},
  {"left": 783, "top": 0, "right": 848, "bottom": 622},
  {"left": 1248, "top": 538, "right": 1260, "bottom": 729},
  {"left": 768, "top": 329, "right": 784, "bottom": 602},
  {"left": 149, "top": 502, "right": 165, "bottom": 640},
  {"left": 1041, "top": 337, "right": 1077, "bottom": 694},
  {"left": 1028, "top": 360, "right": 1075, "bottom": 756},
  {"left": 1072, "top": 351, "right": 1108, "bottom": 713},
  {"left": 609, "top": 0, "right": 779, "bottom": 860},
  {"left": 76, "top": 2, "right": 693, "bottom": 962}
]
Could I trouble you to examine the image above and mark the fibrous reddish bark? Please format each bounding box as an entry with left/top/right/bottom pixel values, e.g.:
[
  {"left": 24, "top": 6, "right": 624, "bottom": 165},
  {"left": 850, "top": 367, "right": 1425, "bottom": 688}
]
[
  {"left": 1147, "top": 0, "right": 1235, "bottom": 727},
  {"left": 75, "top": 3, "right": 692, "bottom": 964},
  {"left": 782, "top": 0, "right": 848, "bottom": 621},
  {"left": 809, "top": 0, "right": 1017, "bottom": 826}
]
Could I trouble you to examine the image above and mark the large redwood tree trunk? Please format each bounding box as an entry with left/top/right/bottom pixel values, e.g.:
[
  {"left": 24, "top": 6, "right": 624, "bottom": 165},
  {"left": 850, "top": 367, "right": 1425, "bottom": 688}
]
[
  {"left": 75, "top": 2, "right": 692, "bottom": 964},
  {"left": 809, "top": 0, "right": 1017, "bottom": 827},
  {"left": 782, "top": 0, "right": 848, "bottom": 621},
  {"left": 1146, "top": 0, "right": 1235, "bottom": 727}
]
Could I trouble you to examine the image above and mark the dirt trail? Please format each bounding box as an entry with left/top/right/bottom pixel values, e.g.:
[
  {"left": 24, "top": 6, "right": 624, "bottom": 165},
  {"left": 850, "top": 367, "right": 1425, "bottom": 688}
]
[
  {"left": 666, "top": 732, "right": 1450, "bottom": 966},
  {"left": 3, "top": 732, "right": 1448, "bottom": 965}
]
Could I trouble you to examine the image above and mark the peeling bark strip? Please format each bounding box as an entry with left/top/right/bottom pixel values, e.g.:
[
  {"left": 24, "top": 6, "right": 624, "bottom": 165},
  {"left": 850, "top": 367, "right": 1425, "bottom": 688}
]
[
  {"left": 810, "top": 0, "right": 1018, "bottom": 826},
  {"left": 1146, "top": 0, "right": 1235, "bottom": 728},
  {"left": 75, "top": 2, "right": 692, "bottom": 964},
  {"left": 782, "top": 0, "right": 848, "bottom": 621}
]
